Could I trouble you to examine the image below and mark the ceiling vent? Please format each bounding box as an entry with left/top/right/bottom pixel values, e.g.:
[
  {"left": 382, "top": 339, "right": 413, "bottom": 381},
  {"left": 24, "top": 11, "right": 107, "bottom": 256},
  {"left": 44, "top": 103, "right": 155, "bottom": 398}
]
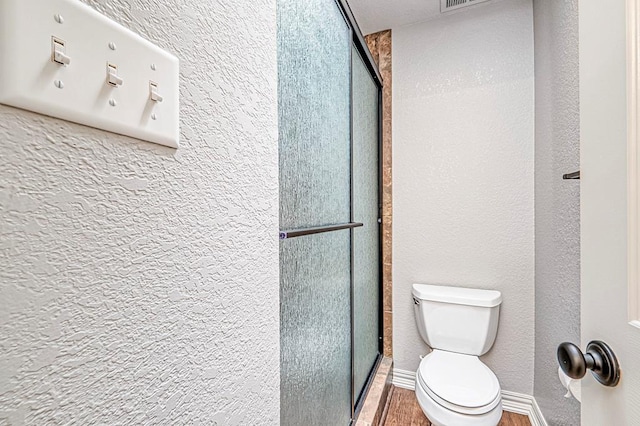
[{"left": 441, "top": 0, "right": 491, "bottom": 13}]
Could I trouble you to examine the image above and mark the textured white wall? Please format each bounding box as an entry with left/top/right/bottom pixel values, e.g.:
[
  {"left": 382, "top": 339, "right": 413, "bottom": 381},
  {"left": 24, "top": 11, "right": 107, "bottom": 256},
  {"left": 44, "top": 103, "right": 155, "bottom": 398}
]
[
  {"left": 0, "top": 1, "right": 279, "bottom": 424},
  {"left": 393, "top": 0, "right": 535, "bottom": 394},
  {"left": 532, "top": 0, "right": 581, "bottom": 424}
]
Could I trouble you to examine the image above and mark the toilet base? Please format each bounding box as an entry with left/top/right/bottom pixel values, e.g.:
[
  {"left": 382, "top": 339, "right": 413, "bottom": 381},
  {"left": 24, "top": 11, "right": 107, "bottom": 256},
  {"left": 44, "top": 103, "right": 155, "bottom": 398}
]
[{"left": 415, "top": 378, "right": 503, "bottom": 426}]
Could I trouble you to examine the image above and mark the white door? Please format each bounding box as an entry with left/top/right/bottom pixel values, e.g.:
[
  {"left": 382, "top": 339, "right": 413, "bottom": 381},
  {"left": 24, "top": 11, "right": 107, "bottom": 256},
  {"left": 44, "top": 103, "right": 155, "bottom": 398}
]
[{"left": 580, "top": 0, "right": 640, "bottom": 424}]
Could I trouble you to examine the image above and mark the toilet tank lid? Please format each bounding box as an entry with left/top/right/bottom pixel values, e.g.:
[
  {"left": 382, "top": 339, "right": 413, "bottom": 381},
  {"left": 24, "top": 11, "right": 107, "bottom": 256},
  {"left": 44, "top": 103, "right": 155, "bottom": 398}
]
[{"left": 412, "top": 284, "right": 502, "bottom": 307}]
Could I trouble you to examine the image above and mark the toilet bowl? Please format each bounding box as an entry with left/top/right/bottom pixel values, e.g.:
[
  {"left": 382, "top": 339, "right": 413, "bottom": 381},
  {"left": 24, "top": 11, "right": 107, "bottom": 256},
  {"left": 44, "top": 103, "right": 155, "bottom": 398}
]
[
  {"left": 414, "top": 350, "right": 502, "bottom": 426},
  {"left": 412, "top": 284, "right": 503, "bottom": 426}
]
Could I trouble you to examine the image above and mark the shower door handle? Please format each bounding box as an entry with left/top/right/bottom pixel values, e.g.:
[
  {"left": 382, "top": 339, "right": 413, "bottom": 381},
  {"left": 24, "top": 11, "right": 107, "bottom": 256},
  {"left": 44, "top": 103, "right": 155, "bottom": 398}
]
[
  {"left": 557, "top": 340, "right": 621, "bottom": 387},
  {"left": 279, "top": 222, "right": 363, "bottom": 240},
  {"left": 563, "top": 171, "right": 580, "bottom": 179}
]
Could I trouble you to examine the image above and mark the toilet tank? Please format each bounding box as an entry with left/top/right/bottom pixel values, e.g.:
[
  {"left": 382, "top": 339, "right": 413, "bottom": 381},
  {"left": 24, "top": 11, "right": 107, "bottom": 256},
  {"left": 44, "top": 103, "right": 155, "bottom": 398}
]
[{"left": 412, "top": 284, "right": 502, "bottom": 356}]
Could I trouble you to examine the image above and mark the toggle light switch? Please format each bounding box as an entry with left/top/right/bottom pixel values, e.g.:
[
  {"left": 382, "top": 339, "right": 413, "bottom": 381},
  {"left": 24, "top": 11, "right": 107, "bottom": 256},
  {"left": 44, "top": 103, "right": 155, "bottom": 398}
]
[
  {"left": 106, "top": 62, "right": 123, "bottom": 87},
  {"left": 0, "top": 0, "right": 180, "bottom": 148},
  {"left": 149, "top": 81, "right": 163, "bottom": 102},
  {"left": 51, "top": 36, "right": 71, "bottom": 65}
]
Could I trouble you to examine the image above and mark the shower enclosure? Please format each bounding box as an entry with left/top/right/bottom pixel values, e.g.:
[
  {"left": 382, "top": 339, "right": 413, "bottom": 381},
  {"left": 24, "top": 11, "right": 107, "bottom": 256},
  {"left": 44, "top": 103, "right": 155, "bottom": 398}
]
[{"left": 278, "top": 0, "right": 383, "bottom": 424}]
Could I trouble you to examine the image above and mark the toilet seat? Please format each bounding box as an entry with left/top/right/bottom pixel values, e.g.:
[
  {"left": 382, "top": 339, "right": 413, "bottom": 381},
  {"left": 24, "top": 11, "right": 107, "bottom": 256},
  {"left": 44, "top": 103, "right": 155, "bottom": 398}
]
[
  {"left": 419, "top": 378, "right": 501, "bottom": 416},
  {"left": 417, "top": 350, "right": 501, "bottom": 415},
  {"left": 415, "top": 378, "right": 503, "bottom": 426}
]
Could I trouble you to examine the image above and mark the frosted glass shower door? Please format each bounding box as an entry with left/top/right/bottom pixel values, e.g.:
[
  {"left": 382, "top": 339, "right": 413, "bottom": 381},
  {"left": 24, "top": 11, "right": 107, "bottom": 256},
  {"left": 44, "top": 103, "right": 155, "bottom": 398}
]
[
  {"left": 278, "top": 0, "right": 351, "bottom": 231},
  {"left": 278, "top": 0, "right": 352, "bottom": 424},
  {"left": 280, "top": 232, "right": 352, "bottom": 426},
  {"left": 352, "top": 46, "right": 381, "bottom": 405}
]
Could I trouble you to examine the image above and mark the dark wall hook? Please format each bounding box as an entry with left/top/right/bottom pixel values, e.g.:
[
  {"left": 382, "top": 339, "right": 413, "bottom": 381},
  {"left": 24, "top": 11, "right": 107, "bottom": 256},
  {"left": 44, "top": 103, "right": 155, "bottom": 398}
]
[{"left": 563, "top": 171, "right": 580, "bottom": 180}]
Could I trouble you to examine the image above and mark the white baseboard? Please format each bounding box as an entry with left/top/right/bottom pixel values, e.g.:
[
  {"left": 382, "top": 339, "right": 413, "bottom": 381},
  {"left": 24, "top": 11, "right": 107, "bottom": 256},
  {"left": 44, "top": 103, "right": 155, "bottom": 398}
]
[
  {"left": 501, "top": 390, "right": 548, "bottom": 426},
  {"left": 391, "top": 367, "right": 416, "bottom": 390},
  {"left": 392, "top": 368, "right": 548, "bottom": 426}
]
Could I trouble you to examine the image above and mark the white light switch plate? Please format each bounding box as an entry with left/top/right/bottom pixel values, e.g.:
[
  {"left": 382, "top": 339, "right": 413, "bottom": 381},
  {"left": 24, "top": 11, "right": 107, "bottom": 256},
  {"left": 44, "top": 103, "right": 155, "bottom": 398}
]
[{"left": 0, "top": 0, "right": 180, "bottom": 148}]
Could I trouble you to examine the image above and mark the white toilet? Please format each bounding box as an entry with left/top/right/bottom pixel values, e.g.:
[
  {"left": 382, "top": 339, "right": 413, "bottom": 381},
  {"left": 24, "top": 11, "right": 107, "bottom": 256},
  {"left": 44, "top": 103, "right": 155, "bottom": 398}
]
[{"left": 412, "top": 284, "right": 503, "bottom": 426}]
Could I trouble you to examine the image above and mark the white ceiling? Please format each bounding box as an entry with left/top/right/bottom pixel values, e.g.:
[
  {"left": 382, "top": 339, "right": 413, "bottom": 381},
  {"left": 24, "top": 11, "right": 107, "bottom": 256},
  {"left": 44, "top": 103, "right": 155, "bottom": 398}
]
[{"left": 347, "top": 0, "right": 443, "bottom": 35}]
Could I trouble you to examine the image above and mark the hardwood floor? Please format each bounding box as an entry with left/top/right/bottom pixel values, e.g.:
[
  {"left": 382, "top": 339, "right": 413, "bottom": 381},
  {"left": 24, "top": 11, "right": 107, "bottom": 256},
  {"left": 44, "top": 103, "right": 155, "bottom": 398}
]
[{"left": 383, "top": 387, "right": 531, "bottom": 426}]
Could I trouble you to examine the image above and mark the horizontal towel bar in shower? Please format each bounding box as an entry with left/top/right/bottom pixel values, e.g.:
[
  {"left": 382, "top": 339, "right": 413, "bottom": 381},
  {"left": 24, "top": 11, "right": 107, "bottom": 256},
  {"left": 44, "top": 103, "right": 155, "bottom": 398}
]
[
  {"left": 563, "top": 171, "right": 580, "bottom": 180},
  {"left": 279, "top": 222, "right": 364, "bottom": 240}
]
